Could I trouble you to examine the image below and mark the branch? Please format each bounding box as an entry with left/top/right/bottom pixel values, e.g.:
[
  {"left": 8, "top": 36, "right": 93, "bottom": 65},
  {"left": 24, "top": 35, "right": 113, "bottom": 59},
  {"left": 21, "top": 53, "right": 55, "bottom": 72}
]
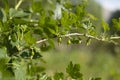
[
  {"left": 110, "top": 36, "right": 120, "bottom": 40},
  {"left": 36, "top": 33, "right": 120, "bottom": 45},
  {"left": 15, "top": 0, "right": 23, "bottom": 10},
  {"left": 62, "top": 33, "right": 101, "bottom": 41},
  {"left": 36, "top": 39, "right": 48, "bottom": 44}
]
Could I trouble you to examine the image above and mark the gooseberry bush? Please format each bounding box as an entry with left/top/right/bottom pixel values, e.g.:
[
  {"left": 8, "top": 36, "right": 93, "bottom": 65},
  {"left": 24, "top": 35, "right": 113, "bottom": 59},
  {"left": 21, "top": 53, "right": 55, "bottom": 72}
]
[{"left": 0, "top": 0, "right": 120, "bottom": 80}]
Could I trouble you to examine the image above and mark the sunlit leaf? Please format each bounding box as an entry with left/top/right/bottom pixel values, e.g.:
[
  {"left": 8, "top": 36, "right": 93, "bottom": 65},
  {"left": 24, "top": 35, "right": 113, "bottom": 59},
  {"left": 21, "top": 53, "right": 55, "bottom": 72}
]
[
  {"left": 102, "top": 20, "right": 110, "bottom": 32},
  {"left": 0, "top": 8, "right": 7, "bottom": 22},
  {"left": 24, "top": 31, "right": 36, "bottom": 45},
  {"left": 54, "top": 72, "right": 64, "bottom": 80},
  {"left": 66, "top": 62, "right": 83, "bottom": 79},
  {"left": 9, "top": 8, "right": 29, "bottom": 19}
]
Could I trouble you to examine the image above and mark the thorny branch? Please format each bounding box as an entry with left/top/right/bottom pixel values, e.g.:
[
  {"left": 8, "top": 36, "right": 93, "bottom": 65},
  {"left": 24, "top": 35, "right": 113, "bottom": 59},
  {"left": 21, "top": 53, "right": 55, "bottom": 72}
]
[{"left": 36, "top": 33, "right": 120, "bottom": 45}]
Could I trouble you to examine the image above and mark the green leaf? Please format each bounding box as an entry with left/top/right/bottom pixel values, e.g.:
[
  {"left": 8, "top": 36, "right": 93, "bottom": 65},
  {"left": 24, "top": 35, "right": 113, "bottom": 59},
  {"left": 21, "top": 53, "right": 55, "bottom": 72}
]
[
  {"left": 0, "top": 47, "right": 7, "bottom": 59},
  {"left": 14, "top": 62, "right": 27, "bottom": 80},
  {"left": 39, "top": 73, "right": 50, "bottom": 80},
  {"left": 31, "top": 0, "right": 42, "bottom": 12},
  {"left": 75, "top": 3, "right": 86, "bottom": 20},
  {"left": 24, "top": 31, "right": 36, "bottom": 45},
  {"left": 90, "top": 77, "right": 102, "bottom": 80},
  {"left": 0, "top": 8, "right": 7, "bottom": 22},
  {"left": 48, "top": 39, "right": 55, "bottom": 48},
  {"left": 33, "top": 27, "right": 43, "bottom": 35},
  {"left": 9, "top": 8, "right": 29, "bottom": 19},
  {"left": 64, "top": 1, "right": 73, "bottom": 9},
  {"left": 48, "top": 28, "right": 56, "bottom": 35},
  {"left": 102, "top": 20, "right": 110, "bottom": 32},
  {"left": 66, "top": 62, "right": 83, "bottom": 79},
  {"left": 0, "top": 58, "right": 14, "bottom": 80},
  {"left": 32, "top": 48, "right": 42, "bottom": 59},
  {"left": 10, "top": 33, "right": 18, "bottom": 42},
  {"left": 53, "top": 72, "right": 64, "bottom": 80},
  {"left": 87, "top": 13, "right": 97, "bottom": 20},
  {"left": 20, "top": 48, "right": 32, "bottom": 58},
  {"left": 12, "top": 18, "right": 29, "bottom": 24},
  {"left": 4, "top": 0, "right": 9, "bottom": 13},
  {"left": 112, "top": 18, "right": 120, "bottom": 31},
  {"left": 0, "top": 47, "right": 13, "bottom": 79},
  {"left": 61, "top": 11, "right": 69, "bottom": 27}
]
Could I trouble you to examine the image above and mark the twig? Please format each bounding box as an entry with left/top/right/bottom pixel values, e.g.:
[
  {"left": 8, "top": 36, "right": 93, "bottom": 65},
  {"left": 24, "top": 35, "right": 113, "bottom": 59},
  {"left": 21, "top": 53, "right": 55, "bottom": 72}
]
[
  {"left": 15, "top": 0, "right": 23, "bottom": 10},
  {"left": 62, "top": 33, "right": 102, "bottom": 41},
  {"left": 36, "top": 33, "right": 120, "bottom": 45},
  {"left": 110, "top": 36, "right": 120, "bottom": 40},
  {"left": 36, "top": 39, "right": 48, "bottom": 44}
]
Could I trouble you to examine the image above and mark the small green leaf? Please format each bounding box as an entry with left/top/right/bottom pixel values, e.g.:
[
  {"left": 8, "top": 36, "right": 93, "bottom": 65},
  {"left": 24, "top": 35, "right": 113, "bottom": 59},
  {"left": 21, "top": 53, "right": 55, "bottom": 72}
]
[
  {"left": 11, "top": 33, "right": 18, "bottom": 42},
  {"left": 20, "top": 48, "right": 32, "bottom": 58},
  {"left": 48, "top": 39, "right": 54, "bottom": 48},
  {"left": 0, "top": 8, "right": 7, "bottom": 22},
  {"left": 0, "top": 47, "right": 8, "bottom": 59},
  {"left": 102, "top": 20, "right": 110, "bottom": 32},
  {"left": 112, "top": 18, "right": 120, "bottom": 31},
  {"left": 13, "top": 18, "right": 26, "bottom": 24},
  {"left": 64, "top": 2, "right": 73, "bottom": 9},
  {"left": 54, "top": 72, "right": 64, "bottom": 80},
  {"left": 24, "top": 31, "right": 36, "bottom": 45},
  {"left": 31, "top": 1, "right": 42, "bottom": 12},
  {"left": 87, "top": 13, "right": 97, "bottom": 20},
  {"left": 14, "top": 62, "right": 27, "bottom": 80},
  {"left": 66, "top": 62, "right": 83, "bottom": 79},
  {"left": 33, "top": 27, "right": 43, "bottom": 35},
  {"left": 9, "top": 8, "right": 29, "bottom": 19},
  {"left": 90, "top": 77, "right": 102, "bottom": 80},
  {"left": 48, "top": 28, "right": 56, "bottom": 35}
]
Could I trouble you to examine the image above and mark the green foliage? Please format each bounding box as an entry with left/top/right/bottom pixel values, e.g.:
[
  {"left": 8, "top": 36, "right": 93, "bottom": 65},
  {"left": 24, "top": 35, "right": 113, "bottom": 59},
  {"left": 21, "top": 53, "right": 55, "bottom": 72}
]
[
  {"left": 9, "top": 8, "right": 29, "bottom": 19},
  {"left": 112, "top": 18, "right": 120, "bottom": 31},
  {"left": 86, "top": 0, "right": 102, "bottom": 34},
  {"left": 102, "top": 20, "right": 110, "bottom": 32},
  {"left": 54, "top": 72, "right": 64, "bottom": 80},
  {"left": 90, "top": 77, "right": 102, "bottom": 80},
  {"left": 0, "top": 0, "right": 120, "bottom": 80},
  {"left": 66, "top": 61, "right": 83, "bottom": 79}
]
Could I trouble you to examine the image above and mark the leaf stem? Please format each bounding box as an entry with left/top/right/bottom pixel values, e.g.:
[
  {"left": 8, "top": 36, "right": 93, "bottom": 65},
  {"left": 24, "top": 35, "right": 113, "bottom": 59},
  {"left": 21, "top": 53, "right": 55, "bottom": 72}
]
[{"left": 15, "top": 0, "right": 23, "bottom": 10}]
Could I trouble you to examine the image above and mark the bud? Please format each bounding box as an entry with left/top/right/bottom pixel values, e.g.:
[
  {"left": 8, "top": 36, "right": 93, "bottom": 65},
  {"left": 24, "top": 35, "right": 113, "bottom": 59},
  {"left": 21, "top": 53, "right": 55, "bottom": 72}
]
[
  {"left": 58, "top": 37, "right": 62, "bottom": 44},
  {"left": 67, "top": 39, "right": 71, "bottom": 45},
  {"left": 86, "top": 38, "right": 91, "bottom": 46}
]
